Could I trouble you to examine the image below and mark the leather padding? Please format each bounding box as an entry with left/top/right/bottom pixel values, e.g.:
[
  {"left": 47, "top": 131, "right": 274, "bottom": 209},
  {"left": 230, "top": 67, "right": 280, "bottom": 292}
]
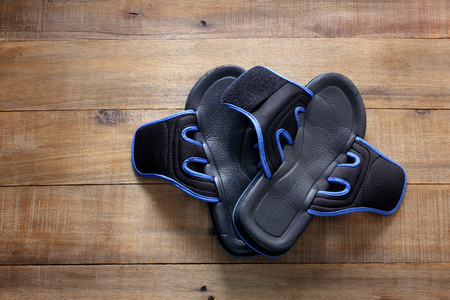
[
  {"left": 133, "top": 111, "right": 218, "bottom": 199},
  {"left": 185, "top": 65, "right": 261, "bottom": 257},
  {"left": 232, "top": 73, "right": 367, "bottom": 257},
  {"left": 308, "top": 138, "right": 407, "bottom": 215}
]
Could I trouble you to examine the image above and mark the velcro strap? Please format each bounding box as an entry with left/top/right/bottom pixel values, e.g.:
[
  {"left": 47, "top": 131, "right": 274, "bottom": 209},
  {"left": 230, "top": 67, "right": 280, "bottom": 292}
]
[
  {"left": 132, "top": 110, "right": 218, "bottom": 203},
  {"left": 307, "top": 137, "right": 407, "bottom": 216},
  {"left": 222, "top": 66, "right": 313, "bottom": 178}
]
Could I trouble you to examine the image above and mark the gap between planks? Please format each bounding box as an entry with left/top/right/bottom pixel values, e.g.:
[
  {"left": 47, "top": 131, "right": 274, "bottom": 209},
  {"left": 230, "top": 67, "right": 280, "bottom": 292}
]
[
  {"left": 0, "top": 0, "right": 449, "bottom": 40},
  {"left": 0, "top": 263, "right": 449, "bottom": 299},
  {"left": 0, "top": 184, "right": 448, "bottom": 264}
]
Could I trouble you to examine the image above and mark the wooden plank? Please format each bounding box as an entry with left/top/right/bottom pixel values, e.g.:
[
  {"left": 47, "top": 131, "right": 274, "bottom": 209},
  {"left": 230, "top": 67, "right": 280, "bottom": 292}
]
[
  {"left": 0, "top": 184, "right": 448, "bottom": 264},
  {"left": 365, "top": 109, "right": 450, "bottom": 185},
  {"left": 1, "top": 39, "right": 450, "bottom": 111},
  {"left": 0, "top": 109, "right": 173, "bottom": 186},
  {"left": 0, "top": 263, "right": 449, "bottom": 299},
  {"left": 0, "top": 185, "right": 220, "bottom": 264},
  {"left": 0, "top": 0, "right": 449, "bottom": 41},
  {"left": 0, "top": 109, "right": 448, "bottom": 186}
]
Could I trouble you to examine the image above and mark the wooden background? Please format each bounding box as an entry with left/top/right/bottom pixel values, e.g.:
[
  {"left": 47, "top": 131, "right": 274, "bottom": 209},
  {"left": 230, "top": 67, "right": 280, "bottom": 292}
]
[{"left": 1, "top": 1, "right": 449, "bottom": 299}]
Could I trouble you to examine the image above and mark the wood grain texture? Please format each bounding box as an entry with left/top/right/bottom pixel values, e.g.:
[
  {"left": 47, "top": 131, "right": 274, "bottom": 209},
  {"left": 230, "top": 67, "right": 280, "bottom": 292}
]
[
  {"left": 1, "top": 0, "right": 449, "bottom": 41},
  {"left": 2, "top": 39, "right": 450, "bottom": 111},
  {"left": 0, "top": 109, "right": 448, "bottom": 186},
  {"left": 0, "top": 109, "right": 165, "bottom": 186},
  {"left": 1, "top": 263, "right": 449, "bottom": 299},
  {"left": 0, "top": 184, "right": 448, "bottom": 264},
  {"left": 1, "top": 1, "right": 449, "bottom": 297}
]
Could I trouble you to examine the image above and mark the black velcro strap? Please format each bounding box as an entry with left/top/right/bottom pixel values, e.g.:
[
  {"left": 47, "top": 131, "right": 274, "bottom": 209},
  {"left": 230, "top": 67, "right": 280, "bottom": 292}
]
[
  {"left": 222, "top": 66, "right": 313, "bottom": 178},
  {"left": 307, "top": 137, "right": 407, "bottom": 216},
  {"left": 132, "top": 110, "right": 218, "bottom": 202}
]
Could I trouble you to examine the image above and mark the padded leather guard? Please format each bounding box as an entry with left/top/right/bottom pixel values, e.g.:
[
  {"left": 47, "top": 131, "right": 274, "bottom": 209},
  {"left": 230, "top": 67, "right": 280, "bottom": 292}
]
[
  {"left": 226, "top": 71, "right": 407, "bottom": 257},
  {"left": 132, "top": 65, "right": 260, "bottom": 256}
]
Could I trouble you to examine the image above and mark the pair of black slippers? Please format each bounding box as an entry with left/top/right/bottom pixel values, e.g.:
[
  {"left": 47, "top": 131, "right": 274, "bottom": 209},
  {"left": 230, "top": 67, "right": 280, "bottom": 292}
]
[{"left": 132, "top": 65, "right": 407, "bottom": 257}]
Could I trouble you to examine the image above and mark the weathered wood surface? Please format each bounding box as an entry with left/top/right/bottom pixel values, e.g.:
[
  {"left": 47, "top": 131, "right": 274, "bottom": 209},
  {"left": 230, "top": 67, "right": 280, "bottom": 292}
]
[
  {"left": 1, "top": 1, "right": 449, "bottom": 298},
  {"left": 1, "top": 39, "right": 450, "bottom": 111},
  {"left": 0, "top": 109, "right": 448, "bottom": 186},
  {"left": 0, "top": 184, "right": 448, "bottom": 264},
  {"left": 1, "top": 0, "right": 449, "bottom": 41},
  {"left": 1, "top": 263, "right": 449, "bottom": 299}
]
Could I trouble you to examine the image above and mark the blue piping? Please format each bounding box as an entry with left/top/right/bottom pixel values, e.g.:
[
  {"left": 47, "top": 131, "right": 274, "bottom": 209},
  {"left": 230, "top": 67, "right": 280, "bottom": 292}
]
[
  {"left": 222, "top": 102, "right": 272, "bottom": 179},
  {"left": 131, "top": 110, "right": 218, "bottom": 203},
  {"left": 276, "top": 128, "right": 293, "bottom": 162},
  {"left": 259, "top": 66, "right": 314, "bottom": 97},
  {"left": 131, "top": 143, "right": 218, "bottom": 203},
  {"left": 308, "top": 137, "right": 407, "bottom": 216},
  {"left": 294, "top": 106, "right": 305, "bottom": 127},
  {"left": 182, "top": 126, "right": 202, "bottom": 147},
  {"left": 133, "top": 109, "right": 196, "bottom": 132},
  {"left": 182, "top": 157, "right": 215, "bottom": 181},
  {"left": 316, "top": 177, "right": 351, "bottom": 197},
  {"left": 337, "top": 151, "right": 360, "bottom": 168}
]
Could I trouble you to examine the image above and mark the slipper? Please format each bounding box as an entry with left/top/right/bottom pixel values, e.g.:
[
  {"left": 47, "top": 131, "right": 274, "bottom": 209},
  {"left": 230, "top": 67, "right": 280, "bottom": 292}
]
[
  {"left": 223, "top": 68, "right": 407, "bottom": 257},
  {"left": 132, "top": 65, "right": 262, "bottom": 256}
]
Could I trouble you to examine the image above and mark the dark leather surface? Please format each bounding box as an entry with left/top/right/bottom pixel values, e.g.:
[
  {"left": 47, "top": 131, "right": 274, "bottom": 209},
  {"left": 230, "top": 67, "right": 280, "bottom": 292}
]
[
  {"left": 233, "top": 73, "right": 367, "bottom": 257},
  {"left": 133, "top": 112, "right": 218, "bottom": 199},
  {"left": 133, "top": 65, "right": 259, "bottom": 256},
  {"left": 185, "top": 65, "right": 260, "bottom": 257},
  {"left": 309, "top": 137, "right": 407, "bottom": 215},
  {"left": 222, "top": 66, "right": 313, "bottom": 178}
]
